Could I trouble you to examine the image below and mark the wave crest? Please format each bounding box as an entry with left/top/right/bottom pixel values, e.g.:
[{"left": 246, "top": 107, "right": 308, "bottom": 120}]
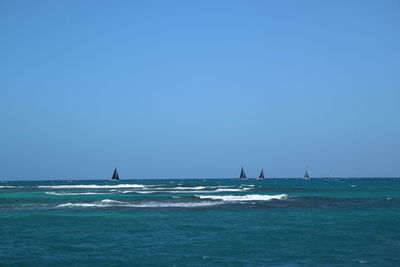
[
  {"left": 196, "top": 194, "right": 288, "bottom": 202},
  {"left": 46, "top": 192, "right": 111, "bottom": 196},
  {"left": 57, "top": 199, "right": 223, "bottom": 208},
  {"left": 39, "top": 184, "right": 146, "bottom": 189}
]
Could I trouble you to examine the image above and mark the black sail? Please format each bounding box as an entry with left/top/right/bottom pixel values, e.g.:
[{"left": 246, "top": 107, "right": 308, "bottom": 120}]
[
  {"left": 259, "top": 169, "right": 265, "bottom": 179},
  {"left": 240, "top": 167, "right": 247, "bottom": 179},
  {"left": 111, "top": 168, "right": 120, "bottom": 181}
]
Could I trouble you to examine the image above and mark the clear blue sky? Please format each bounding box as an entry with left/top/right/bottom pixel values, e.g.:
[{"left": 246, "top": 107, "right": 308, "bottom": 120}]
[{"left": 0, "top": 0, "right": 399, "bottom": 180}]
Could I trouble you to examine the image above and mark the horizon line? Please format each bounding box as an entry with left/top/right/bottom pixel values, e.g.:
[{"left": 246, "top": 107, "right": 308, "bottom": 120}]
[{"left": 2, "top": 177, "right": 399, "bottom": 182}]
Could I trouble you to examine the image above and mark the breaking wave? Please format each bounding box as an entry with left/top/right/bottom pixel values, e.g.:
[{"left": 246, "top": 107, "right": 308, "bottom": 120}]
[
  {"left": 131, "top": 202, "right": 222, "bottom": 208},
  {"left": 150, "top": 186, "right": 207, "bottom": 190},
  {"left": 46, "top": 192, "right": 112, "bottom": 196},
  {"left": 57, "top": 199, "right": 126, "bottom": 207},
  {"left": 196, "top": 194, "right": 288, "bottom": 202},
  {"left": 215, "top": 188, "right": 250, "bottom": 192},
  {"left": 130, "top": 188, "right": 251, "bottom": 194},
  {"left": 57, "top": 203, "right": 105, "bottom": 208},
  {"left": 46, "top": 188, "right": 252, "bottom": 195},
  {"left": 134, "top": 191, "right": 156, "bottom": 194},
  {"left": 38, "top": 184, "right": 146, "bottom": 189},
  {"left": 171, "top": 186, "right": 206, "bottom": 190},
  {"left": 56, "top": 199, "right": 223, "bottom": 208},
  {"left": 100, "top": 199, "right": 125, "bottom": 204}
]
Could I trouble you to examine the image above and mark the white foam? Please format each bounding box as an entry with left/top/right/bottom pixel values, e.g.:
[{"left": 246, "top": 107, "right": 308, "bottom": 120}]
[
  {"left": 120, "top": 190, "right": 134, "bottom": 194},
  {"left": 151, "top": 190, "right": 210, "bottom": 194},
  {"left": 134, "top": 191, "right": 157, "bottom": 194},
  {"left": 57, "top": 203, "right": 105, "bottom": 208},
  {"left": 156, "top": 186, "right": 207, "bottom": 190},
  {"left": 130, "top": 188, "right": 250, "bottom": 194},
  {"left": 126, "top": 202, "right": 222, "bottom": 208},
  {"left": 57, "top": 199, "right": 126, "bottom": 207},
  {"left": 46, "top": 192, "right": 111, "bottom": 196},
  {"left": 215, "top": 188, "right": 250, "bottom": 192},
  {"left": 196, "top": 194, "right": 288, "bottom": 202},
  {"left": 57, "top": 200, "right": 222, "bottom": 208},
  {"left": 39, "top": 184, "right": 146, "bottom": 189},
  {"left": 100, "top": 199, "right": 126, "bottom": 204},
  {"left": 0, "top": 186, "right": 16, "bottom": 188},
  {"left": 135, "top": 190, "right": 213, "bottom": 194},
  {"left": 148, "top": 185, "right": 236, "bottom": 191}
]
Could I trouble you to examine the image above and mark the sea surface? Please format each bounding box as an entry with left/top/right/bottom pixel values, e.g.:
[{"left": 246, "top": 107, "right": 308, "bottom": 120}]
[{"left": 1, "top": 178, "right": 399, "bottom": 266}]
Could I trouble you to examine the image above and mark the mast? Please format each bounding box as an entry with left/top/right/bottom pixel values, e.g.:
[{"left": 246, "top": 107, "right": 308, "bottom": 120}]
[
  {"left": 239, "top": 167, "right": 247, "bottom": 180},
  {"left": 111, "top": 168, "right": 120, "bottom": 181}
]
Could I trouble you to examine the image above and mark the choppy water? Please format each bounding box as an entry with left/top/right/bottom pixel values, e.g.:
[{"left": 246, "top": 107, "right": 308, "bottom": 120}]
[{"left": 1, "top": 178, "right": 400, "bottom": 266}]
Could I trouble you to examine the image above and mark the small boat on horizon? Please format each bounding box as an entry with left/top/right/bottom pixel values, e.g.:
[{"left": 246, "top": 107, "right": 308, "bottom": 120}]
[
  {"left": 256, "top": 169, "right": 265, "bottom": 180},
  {"left": 239, "top": 167, "right": 247, "bottom": 180},
  {"left": 303, "top": 169, "right": 310, "bottom": 180},
  {"left": 111, "top": 168, "right": 120, "bottom": 181}
]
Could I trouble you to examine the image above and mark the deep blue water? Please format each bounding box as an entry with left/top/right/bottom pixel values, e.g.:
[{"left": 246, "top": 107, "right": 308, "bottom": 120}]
[{"left": 1, "top": 178, "right": 400, "bottom": 266}]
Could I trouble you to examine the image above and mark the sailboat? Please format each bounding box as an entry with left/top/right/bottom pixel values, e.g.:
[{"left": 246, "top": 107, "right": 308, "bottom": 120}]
[
  {"left": 303, "top": 169, "right": 310, "bottom": 180},
  {"left": 111, "top": 168, "right": 120, "bottom": 181},
  {"left": 239, "top": 167, "right": 247, "bottom": 180},
  {"left": 257, "top": 169, "right": 265, "bottom": 180}
]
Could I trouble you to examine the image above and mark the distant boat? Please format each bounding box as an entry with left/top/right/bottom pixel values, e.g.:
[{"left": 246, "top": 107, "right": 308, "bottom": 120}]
[
  {"left": 111, "top": 168, "right": 120, "bottom": 181},
  {"left": 257, "top": 169, "right": 265, "bottom": 180},
  {"left": 303, "top": 169, "right": 310, "bottom": 180},
  {"left": 239, "top": 167, "right": 247, "bottom": 180}
]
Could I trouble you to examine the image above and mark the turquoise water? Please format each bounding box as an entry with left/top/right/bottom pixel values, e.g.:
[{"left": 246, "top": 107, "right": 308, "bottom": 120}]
[{"left": 1, "top": 178, "right": 399, "bottom": 266}]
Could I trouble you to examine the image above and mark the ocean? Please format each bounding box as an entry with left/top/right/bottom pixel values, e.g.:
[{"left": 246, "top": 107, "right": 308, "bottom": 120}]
[{"left": 1, "top": 178, "right": 399, "bottom": 266}]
